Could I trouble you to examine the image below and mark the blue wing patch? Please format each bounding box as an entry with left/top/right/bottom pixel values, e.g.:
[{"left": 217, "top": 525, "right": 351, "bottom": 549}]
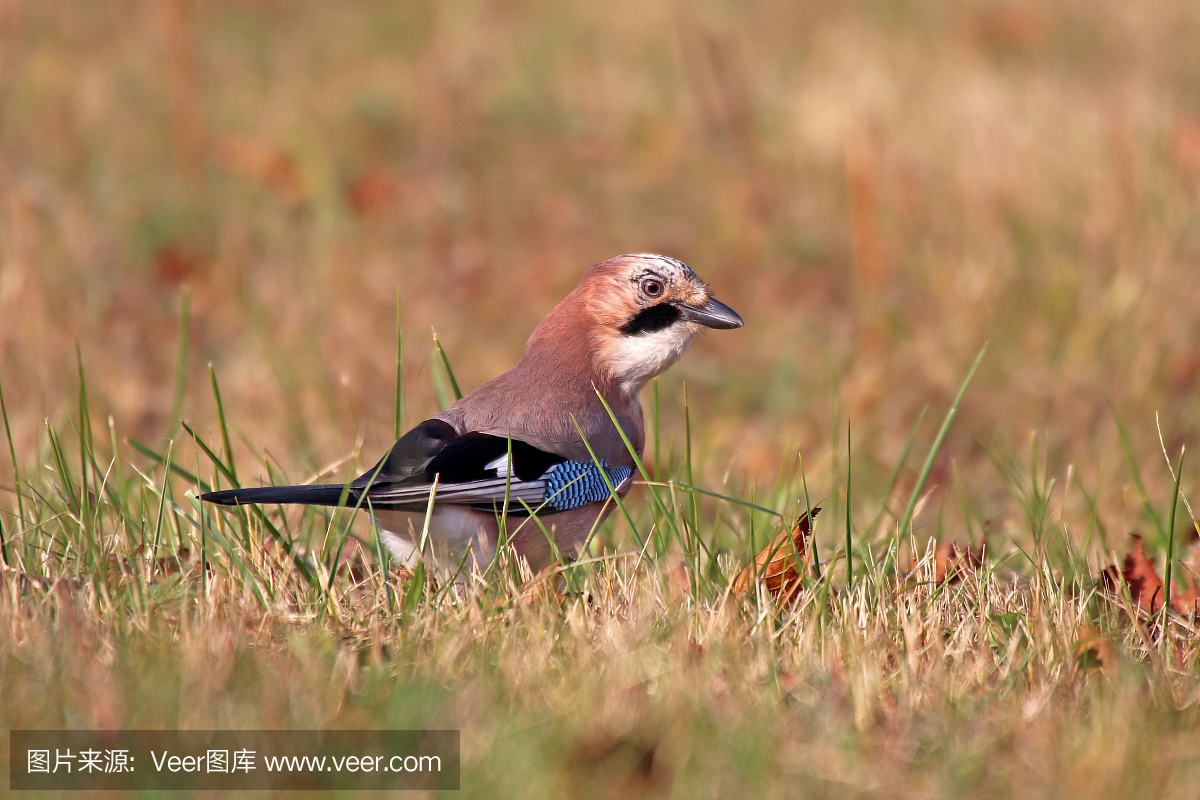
[{"left": 543, "top": 461, "right": 634, "bottom": 511}]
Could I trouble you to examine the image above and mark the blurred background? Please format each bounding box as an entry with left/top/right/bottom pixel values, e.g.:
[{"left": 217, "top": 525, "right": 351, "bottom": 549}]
[{"left": 2, "top": 0, "right": 1199, "bottom": 551}]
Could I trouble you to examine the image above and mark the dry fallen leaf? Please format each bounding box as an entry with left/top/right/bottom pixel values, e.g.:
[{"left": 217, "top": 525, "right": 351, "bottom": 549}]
[
  {"left": 1101, "top": 534, "right": 1164, "bottom": 615},
  {"left": 1075, "top": 624, "right": 1115, "bottom": 673},
  {"left": 1101, "top": 533, "right": 1200, "bottom": 618},
  {"left": 1171, "top": 577, "right": 1200, "bottom": 616},
  {"left": 732, "top": 507, "right": 820, "bottom": 605},
  {"left": 908, "top": 541, "right": 985, "bottom": 586}
]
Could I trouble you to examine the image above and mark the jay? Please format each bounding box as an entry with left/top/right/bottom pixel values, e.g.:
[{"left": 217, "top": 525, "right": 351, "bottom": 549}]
[{"left": 202, "top": 254, "right": 742, "bottom": 574}]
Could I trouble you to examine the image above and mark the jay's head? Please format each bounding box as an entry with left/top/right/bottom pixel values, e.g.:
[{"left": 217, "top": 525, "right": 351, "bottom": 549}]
[{"left": 539, "top": 253, "right": 742, "bottom": 397}]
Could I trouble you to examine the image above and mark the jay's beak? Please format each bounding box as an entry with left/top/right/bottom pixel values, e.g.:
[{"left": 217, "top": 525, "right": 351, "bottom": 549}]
[{"left": 678, "top": 296, "right": 744, "bottom": 330}]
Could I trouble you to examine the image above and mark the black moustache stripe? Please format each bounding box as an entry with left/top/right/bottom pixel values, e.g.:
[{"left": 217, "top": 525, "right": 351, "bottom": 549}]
[{"left": 620, "top": 303, "right": 681, "bottom": 336}]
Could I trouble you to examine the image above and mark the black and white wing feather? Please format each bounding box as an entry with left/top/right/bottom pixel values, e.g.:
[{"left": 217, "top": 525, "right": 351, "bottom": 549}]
[{"left": 201, "top": 419, "right": 633, "bottom": 515}]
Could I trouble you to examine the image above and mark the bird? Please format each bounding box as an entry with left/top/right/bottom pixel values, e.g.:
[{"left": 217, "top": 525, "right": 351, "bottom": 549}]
[{"left": 201, "top": 254, "right": 743, "bottom": 577}]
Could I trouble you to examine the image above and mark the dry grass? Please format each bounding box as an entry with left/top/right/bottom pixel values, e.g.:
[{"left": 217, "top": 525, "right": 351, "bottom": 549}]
[{"left": 4, "top": 0, "right": 1200, "bottom": 796}]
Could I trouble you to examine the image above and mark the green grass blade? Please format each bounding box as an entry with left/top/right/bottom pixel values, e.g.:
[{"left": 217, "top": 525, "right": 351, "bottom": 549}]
[
  {"left": 588, "top": 392, "right": 691, "bottom": 549},
  {"left": 569, "top": 414, "right": 645, "bottom": 552},
  {"left": 799, "top": 452, "right": 819, "bottom": 581},
  {"left": 867, "top": 406, "right": 926, "bottom": 540},
  {"left": 181, "top": 422, "right": 239, "bottom": 488},
  {"left": 171, "top": 288, "right": 191, "bottom": 434},
  {"left": 402, "top": 561, "right": 426, "bottom": 615},
  {"left": 416, "top": 475, "right": 440, "bottom": 556},
  {"left": 129, "top": 439, "right": 207, "bottom": 490},
  {"left": 209, "top": 365, "right": 239, "bottom": 485},
  {"left": 830, "top": 373, "right": 840, "bottom": 571},
  {"left": 45, "top": 421, "right": 79, "bottom": 514},
  {"left": 846, "top": 419, "right": 853, "bottom": 588},
  {"left": 684, "top": 382, "right": 698, "bottom": 551},
  {"left": 1108, "top": 399, "right": 1168, "bottom": 547},
  {"left": 195, "top": 443, "right": 208, "bottom": 598},
  {"left": 652, "top": 379, "right": 661, "bottom": 479},
  {"left": 889, "top": 344, "right": 987, "bottom": 570},
  {"left": 0, "top": 376, "right": 28, "bottom": 540},
  {"left": 76, "top": 343, "right": 95, "bottom": 540},
  {"left": 432, "top": 330, "right": 463, "bottom": 401},
  {"left": 1164, "top": 447, "right": 1185, "bottom": 616},
  {"left": 180, "top": 422, "right": 319, "bottom": 587},
  {"left": 152, "top": 441, "right": 174, "bottom": 559},
  {"left": 666, "top": 482, "right": 781, "bottom": 517},
  {"left": 373, "top": 516, "right": 395, "bottom": 614},
  {"left": 394, "top": 289, "right": 404, "bottom": 440}
]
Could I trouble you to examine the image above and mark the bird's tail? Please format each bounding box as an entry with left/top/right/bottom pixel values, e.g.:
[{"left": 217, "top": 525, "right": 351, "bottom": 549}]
[{"left": 201, "top": 484, "right": 360, "bottom": 507}]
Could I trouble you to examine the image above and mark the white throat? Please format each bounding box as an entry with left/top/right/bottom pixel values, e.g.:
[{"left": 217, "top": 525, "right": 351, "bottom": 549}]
[{"left": 604, "top": 324, "right": 698, "bottom": 397}]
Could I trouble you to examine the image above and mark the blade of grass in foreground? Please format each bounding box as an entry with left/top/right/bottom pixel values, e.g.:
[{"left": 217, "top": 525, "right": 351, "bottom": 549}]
[
  {"left": 76, "top": 343, "right": 99, "bottom": 544},
  {"left": 867, "top": 407, "right": 926, "bottom": 540},
  {"left": 195, "top": 444, "right": 208, "bottom": 598},
  {"left": 0, "top": 376, "right": 27, "bottom": 546},
  {"left": 845, "top": 420, "right": 853, "bottom": 588},
  {"left": 661, "top": 482, "right": 781, "bottom": 517},
  {"left": 569, "top": 415, "right": 645, "bottom": 554},
  {"left": 1109, "top": 399, "right": 1169, "bottom": 548},
  {"left": 151, "top": 441, "right": 174, "bottom": 559},
  {"left": 128, "top": 439, "right": 206, "bottom": 489},
  {"left": 210, "top": 365, "right": 239, "bottom": 486},
  {"left": 178, "top": 423, "right": 319, "bottom": 588},
  {"left": 0, "top": 502, "right": 7, "bottom": 566},
  {"left": 432, "top": 330, "right": 463, "bottom": 402},
  {"left": 589, "top": 392, "right": 715, "bottom": 564},
  {"left": 394, "top": 290, "right": 404, "bottom": 440},
  {"left": 170, "top": 288, "right": 191, "bottom": 436},
  {"left": 45, "top": 420, "right": 79, "bottom": 515},
  {"left": 1164, "top": 447, "right": 1185, "bottom": 617},
  {"left": 886, "top": 344, "right": 987, "bottom": 573}
]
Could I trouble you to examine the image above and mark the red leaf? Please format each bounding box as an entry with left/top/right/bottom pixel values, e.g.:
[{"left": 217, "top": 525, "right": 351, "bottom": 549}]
[
  {"left": 732, "top": 508, "right": 820, "bottom": 605},
  {"left": 1101, "top": 534, "right": 1163, "bottom": 615}
]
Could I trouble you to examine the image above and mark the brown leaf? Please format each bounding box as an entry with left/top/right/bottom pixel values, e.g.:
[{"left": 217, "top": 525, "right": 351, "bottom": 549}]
[
  {"left": 1170, "top": 577, "right": 1200, "bottom": 616},
  {"left": 732, "top": 507, "right": 820, "bottom": 605},
  {"left": 908, "top": 541, "right": 985, "bottom": 585},
  {"left": 1101, "top": 534, "right": 1164, "bottom": 615},
  {"left": 1075, "top": 624, "right": 1114, "bottom": 673}
]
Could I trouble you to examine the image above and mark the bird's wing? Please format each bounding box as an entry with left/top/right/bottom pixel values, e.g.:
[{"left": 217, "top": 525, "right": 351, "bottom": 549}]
[
  {"left": 354, "top": 430, "right": 631, "bottom": 515},
  {"left": 351, "top": 418, "right": 461, "bottom": 484},
  {"left": 203, "top": 423, "right": 633, "bottom": 515}
]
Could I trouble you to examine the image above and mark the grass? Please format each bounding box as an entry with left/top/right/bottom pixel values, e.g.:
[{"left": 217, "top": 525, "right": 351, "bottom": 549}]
[
  {"left": 4, "top": 0, "right": 1200, "bottom": 797},
  {"left": 4, "top": 346, "right": 1200, "bottom": 798}
]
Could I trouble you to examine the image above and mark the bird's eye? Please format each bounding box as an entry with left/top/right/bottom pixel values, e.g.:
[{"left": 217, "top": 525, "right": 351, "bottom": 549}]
[{"left": 641, "top": 278, "right": 664, "bottom": 298}]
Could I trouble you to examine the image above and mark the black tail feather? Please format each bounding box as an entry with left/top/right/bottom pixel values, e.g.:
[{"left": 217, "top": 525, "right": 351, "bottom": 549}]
[{"left": 201, "top": 484, "right": 360, "bottom": 507}]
